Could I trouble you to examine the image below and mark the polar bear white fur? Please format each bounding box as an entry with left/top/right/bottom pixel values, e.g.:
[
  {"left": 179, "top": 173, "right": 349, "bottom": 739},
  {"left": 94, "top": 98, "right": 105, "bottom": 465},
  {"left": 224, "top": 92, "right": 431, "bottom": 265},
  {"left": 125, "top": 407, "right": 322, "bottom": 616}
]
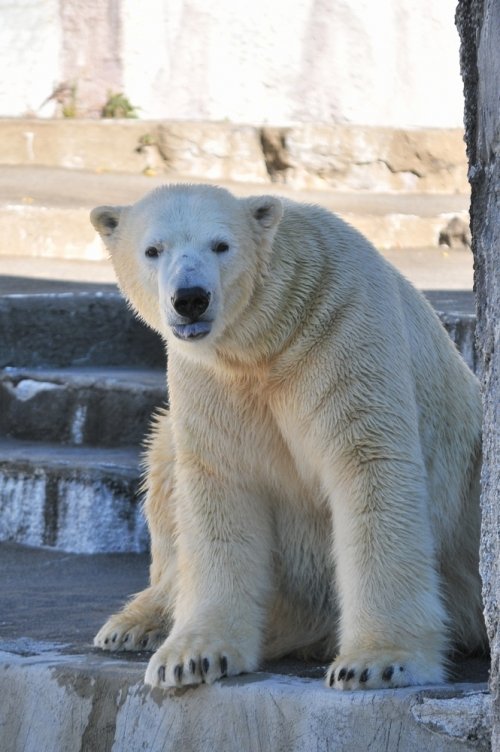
[{"left": 91, "top": 184, "right": 485, "bottom": 691}]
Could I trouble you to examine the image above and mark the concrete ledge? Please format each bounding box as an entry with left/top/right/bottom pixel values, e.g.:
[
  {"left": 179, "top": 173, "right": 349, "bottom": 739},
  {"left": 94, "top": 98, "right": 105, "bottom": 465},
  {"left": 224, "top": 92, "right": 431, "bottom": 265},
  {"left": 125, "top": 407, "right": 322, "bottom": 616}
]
[
  {"left": 0, "top": 288, "right": 477, "bottom": 373},
  {"left": 1, "top": 544, "right": 491, "bottom": 751},
  {"left": 0, "top": 440, "right": 145, "bottom": 552},
  {"left": 0, "top": 119, "right": 468, "bottom": 194},
  {"left": 0, "top": 165, "right": 471, "bottom": 257},
  {"left": 0, "top": 290, "right": 165, "bottom": 369},
  {"left": 0, "top": 647, "right": 491, "bottom": 752},
  {"left": 0, "top": 367, "right": 165, "bottom": 446},
  {"left": 0, "top": 202, "right": 470, "bottom": 258}
]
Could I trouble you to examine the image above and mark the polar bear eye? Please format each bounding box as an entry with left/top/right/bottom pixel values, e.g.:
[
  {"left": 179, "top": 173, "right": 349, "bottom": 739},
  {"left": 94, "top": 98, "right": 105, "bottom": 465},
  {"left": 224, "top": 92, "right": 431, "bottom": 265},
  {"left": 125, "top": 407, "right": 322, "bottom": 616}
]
[
  {"left": 145, "top": 246, "right": 160, "bottom": 259},
  {"left": 212, "top": 240, "right": 229, "bottom": 254}
]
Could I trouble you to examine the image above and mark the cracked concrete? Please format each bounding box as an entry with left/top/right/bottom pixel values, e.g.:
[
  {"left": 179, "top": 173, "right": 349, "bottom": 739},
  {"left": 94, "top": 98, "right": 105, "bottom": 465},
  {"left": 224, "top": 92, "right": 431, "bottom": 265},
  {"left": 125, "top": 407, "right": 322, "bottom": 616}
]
[{"left": 0, "top": 650, "right": 491, "bottom": 752}]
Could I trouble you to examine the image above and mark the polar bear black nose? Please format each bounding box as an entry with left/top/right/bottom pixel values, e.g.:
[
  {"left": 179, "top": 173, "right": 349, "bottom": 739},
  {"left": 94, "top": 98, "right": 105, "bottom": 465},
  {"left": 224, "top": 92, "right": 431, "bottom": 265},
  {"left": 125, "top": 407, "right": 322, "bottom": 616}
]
[{"left": 171, "top": 287, "right": 211, "bottom": 320}]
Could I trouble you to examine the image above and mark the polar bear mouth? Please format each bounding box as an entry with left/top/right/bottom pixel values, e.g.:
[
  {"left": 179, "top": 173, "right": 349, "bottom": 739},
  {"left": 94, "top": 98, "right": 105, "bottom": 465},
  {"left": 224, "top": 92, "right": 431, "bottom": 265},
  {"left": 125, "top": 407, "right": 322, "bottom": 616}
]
[{"left": 171, "top": 321, "right": 212, "bottom": 340}]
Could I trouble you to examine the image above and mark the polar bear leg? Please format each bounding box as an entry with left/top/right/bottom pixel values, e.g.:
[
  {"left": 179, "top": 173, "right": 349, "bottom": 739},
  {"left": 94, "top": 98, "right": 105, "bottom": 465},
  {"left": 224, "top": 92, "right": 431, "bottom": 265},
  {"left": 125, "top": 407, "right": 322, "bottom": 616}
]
[
  {"left": 144, "top": 371, "right": 275, "bottom": 689},
  {"left": 323, "top": 452, "right": 447, "bottom": 689},
  {"left": 94, "top": 410, "right": 177, "bottom": 653},
  {"left": 144, "top": 475, "right": 273, "bottom": 687}
]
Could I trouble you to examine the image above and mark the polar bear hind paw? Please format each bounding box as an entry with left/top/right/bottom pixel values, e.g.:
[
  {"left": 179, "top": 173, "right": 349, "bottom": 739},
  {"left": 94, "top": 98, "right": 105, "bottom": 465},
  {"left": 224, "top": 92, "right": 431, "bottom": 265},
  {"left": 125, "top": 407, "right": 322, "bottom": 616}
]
[
  {"left": 326, "top": 648, "right": 445, "bottom": 690},
  {"left": 94, "top": 614, "right": 167, "bottom": 653},
  {"left": 145, "top": 633, "right": 256, "bottom": 689}
]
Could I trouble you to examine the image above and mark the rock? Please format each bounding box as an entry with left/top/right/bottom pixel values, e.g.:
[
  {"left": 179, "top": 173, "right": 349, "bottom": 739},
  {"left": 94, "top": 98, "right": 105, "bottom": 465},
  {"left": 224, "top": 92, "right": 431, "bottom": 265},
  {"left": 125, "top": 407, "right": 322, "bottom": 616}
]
[
  {"left": 439, "top": 216, "right": 472, "bottom": 248},
  {"left": 457, "top": 0, "right": 500, "bottom": 748},
  {"left": 156, "top": 122, "right": 269, "bottom": 183}
]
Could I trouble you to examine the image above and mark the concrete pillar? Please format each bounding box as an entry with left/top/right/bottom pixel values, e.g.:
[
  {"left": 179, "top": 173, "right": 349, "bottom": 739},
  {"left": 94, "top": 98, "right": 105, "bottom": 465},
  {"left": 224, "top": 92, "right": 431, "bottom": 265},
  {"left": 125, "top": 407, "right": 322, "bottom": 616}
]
[
  {"left": 456, "top": 1, "right": 500, "bottom": 748},
  {"left": 59, "top": 0, "right": 124, "bottom": 116}
]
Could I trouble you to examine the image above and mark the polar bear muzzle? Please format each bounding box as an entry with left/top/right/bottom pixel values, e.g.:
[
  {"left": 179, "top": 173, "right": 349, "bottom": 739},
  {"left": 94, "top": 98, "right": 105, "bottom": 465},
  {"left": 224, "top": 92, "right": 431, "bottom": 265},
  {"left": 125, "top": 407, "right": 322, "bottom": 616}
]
[
  {"left": 170, "top": 287, "right": 212, "bottom": 340},
  {"left": 171, "top": 321, "right": 212, "bottom": 340},
  {"left": 171, "top": 287, "right": 211, "bottom": 321}
]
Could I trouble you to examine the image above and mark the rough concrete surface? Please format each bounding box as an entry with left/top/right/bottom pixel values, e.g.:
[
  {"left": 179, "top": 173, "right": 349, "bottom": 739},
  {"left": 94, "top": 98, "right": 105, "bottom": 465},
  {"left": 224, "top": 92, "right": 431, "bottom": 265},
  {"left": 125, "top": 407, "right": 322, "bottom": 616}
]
[
  {"left": 0, "top": 163, "right": 471, "bottom": 212},
  {"left": 0, "top": 366, "right": 165, "bottom": 446},
  {"left": 0, "top": 543, "right": 492, "bottom": 752},
  {"left": 0, "top": 656, "right": 492, "bottom": 752},
  {"left": 0, "top": 289, "right": 165, "bottom": 369},
  {"left": 0, "top": 439, "right": 145, "bottom": 552},
  {"left": 0, "top": 120, "right": 468, "bottom": 193}
]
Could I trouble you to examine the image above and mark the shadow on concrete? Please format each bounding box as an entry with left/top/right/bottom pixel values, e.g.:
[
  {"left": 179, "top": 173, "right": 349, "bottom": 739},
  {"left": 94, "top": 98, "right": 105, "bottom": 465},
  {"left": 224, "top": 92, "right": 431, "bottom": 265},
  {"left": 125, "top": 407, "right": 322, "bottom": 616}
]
[
  {"left": 0, "top": 275, "right": 117, "bottom": 296},
  {"left": 0, "top": 542, "right": 489, "bottom": 685}
]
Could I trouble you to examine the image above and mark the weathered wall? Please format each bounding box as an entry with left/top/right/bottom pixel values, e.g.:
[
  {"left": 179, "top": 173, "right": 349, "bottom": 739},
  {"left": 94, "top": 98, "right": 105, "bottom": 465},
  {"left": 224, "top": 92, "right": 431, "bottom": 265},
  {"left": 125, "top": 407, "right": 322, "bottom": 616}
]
[
  {"left": 120, "top": 0, "right": 464, "bottom": 126},
  {"left": 0, "top": 0, "right": 61, "bottom": 117},
  {"left": 0, "top": 0, "right": 464, "bottom": 127},
  {"left": 59, "top": 0, "right": 123, "bottom": 117},
  {"left": 456, "top": 0, "right": 500, "bottom": 748}
]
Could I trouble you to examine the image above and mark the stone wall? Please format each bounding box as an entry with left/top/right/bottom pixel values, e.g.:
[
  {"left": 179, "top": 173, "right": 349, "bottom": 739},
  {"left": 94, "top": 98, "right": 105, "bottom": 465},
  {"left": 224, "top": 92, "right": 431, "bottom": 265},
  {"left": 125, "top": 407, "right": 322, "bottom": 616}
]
[
  {"left": 456, "top": 1, "right": 500, "bottom": 748},
  {"left": 0, "top": 119, "right": 468, "bottom": 194}
]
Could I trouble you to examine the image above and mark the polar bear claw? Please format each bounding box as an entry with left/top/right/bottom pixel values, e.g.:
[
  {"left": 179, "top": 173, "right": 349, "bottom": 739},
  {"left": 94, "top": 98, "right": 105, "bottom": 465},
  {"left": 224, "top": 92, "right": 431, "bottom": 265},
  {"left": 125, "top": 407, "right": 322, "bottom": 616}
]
[
  {"left": 145, "top": 632, "right": 252, "bottom": 688},
  {"left": 326, "top": 648, "right": 445, "bottom": 690}
]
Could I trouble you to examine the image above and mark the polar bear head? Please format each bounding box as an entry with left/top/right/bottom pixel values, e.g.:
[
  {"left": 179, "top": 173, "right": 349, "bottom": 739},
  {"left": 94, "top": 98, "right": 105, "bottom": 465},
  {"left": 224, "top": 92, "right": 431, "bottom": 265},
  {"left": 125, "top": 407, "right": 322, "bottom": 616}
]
[{"left": 91, "top": 184, "right": 283, "bottom": 356}]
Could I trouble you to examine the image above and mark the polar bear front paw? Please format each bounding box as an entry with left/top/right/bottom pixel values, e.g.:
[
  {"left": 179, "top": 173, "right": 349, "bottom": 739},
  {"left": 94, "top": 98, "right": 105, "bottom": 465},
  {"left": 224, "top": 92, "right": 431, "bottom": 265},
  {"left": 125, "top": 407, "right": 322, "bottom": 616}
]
[
  {"left": 144, "top": 632, "right": 257, "bottom": 689},
  {"left": 325, "top": 648, "right": 445, "bottom": 690}
]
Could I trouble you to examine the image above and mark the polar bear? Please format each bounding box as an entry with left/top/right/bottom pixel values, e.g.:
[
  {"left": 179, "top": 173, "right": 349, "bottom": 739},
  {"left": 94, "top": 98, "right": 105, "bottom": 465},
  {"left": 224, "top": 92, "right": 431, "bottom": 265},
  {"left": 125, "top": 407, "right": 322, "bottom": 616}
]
[{"left": 90, "top": 184, "right": 485, "bottom": 691}]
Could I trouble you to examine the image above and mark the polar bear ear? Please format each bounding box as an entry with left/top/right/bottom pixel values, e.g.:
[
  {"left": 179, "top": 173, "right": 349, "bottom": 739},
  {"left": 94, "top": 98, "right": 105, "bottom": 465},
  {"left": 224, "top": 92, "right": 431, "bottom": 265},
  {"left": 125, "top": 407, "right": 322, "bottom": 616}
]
[
  {"left": 90, "top": 205, "right": 125, "bottom": 238},
  {"left": 246, "top": 196, "right": 283, "bottom": 233}
]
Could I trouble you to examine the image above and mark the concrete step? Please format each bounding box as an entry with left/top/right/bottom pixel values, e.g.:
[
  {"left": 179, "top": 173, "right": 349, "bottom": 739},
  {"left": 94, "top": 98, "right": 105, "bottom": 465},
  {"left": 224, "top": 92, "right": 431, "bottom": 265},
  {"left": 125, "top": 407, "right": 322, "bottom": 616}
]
[
  {"left": 0, "top": 286, "right": 478, "bottom": 371},
  {"left": 0, "top": 287, "right": 160, "bottom": 554},
  {"left": 0, "top": 165, "right": 470, "bottom": 257},
  {"left": 0, "top": 287, "right": 477, "bottom": 556},
  {"left": 0, "top": 542, "right": 491, "bottom": 752},
  {"left": 0, "top": 287, "right": 477, "bottom": 374},
  {"left": 0, "top": 366, "right": 166, "bottom": 447},
  {"left": 424, "top": 290, "right": 477, "bottom": 373},
  {"left": 0, "top": 439, "right": 147, "bottom": 553},
  {"left": 0, "top": 286, "right": 165, "bottom": 369},
  {"left": 1, "top": 242, "right": 475, "bottom": 294},
  {"left": 3, "top": 651, "right": 490, "bottom": 752}
]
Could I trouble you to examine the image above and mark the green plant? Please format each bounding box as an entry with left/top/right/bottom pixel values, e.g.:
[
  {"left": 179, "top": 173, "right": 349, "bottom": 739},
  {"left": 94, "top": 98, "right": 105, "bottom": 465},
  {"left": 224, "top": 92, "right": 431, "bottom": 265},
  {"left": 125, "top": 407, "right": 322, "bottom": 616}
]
[
  {"left": 62, "top": 84, "right": 77, "bottom": 118},
  {"left": 101, "top": 91, "right": 139, "bottom": 119},
  {"left": 137, "top": 133, "right": 156, "bottom": 147}
]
